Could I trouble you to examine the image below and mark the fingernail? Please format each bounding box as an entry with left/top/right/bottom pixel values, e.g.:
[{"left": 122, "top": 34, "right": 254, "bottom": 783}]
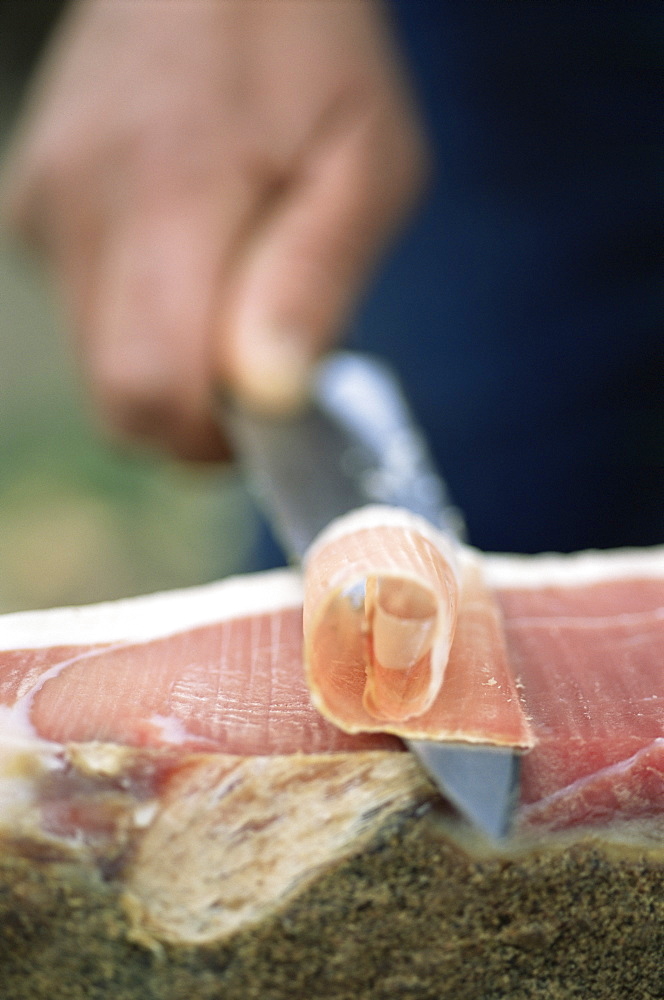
[{"left": 235, "top": 328, "right": 313, "bottom": 415}]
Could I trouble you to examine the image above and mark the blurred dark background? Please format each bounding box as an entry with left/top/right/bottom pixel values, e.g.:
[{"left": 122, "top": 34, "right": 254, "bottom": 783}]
[{"left": 353, "top": 2, "right": 663, "bottom": 554}]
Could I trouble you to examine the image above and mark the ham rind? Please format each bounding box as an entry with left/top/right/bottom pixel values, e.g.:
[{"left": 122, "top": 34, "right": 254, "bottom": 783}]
[{"left": 303, "top": 505, "right": 534, "bottom": 748}]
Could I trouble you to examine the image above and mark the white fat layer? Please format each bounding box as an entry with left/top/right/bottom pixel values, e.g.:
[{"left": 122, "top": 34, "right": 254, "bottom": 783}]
[
  {"left": 2, "top": 540, "right": 663, "bottom": 651},
  {"left": 485, "top": 545, "right": 664, "bottom": 590},
  {"left": 0, "top": 770, "right": 42, "bottom": 826},
  {"left": 145, "top": 714, "right": 209, "bottom": 747},
  {"left": 0, "top": 712, "right": 64, "bottom": 826},
  {"left": 0, "top": 704, "right": 52, "bottom": 747},
  {"left": 0, "top": 569, "right": 303, "bottom": 651}
]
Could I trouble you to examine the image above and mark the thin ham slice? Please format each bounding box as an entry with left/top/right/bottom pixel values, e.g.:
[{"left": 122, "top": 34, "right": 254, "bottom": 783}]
[{"left": 303, "top": 506, "right": 534, "bottom": 748}]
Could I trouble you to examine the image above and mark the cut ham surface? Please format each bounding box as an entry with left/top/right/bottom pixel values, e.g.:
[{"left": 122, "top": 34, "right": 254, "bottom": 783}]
[
  {"left": 0, "top": 570, "right": 397, "bottom": 757},
  {"left": 486, "top": 549, "right": 664, "bottom": 831},
  {"left": 0, "top": 544, "right": 662, "bottom": 837}
]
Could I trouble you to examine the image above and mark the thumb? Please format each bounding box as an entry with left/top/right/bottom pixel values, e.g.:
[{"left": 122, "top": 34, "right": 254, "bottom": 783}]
[{"left": 218, "top": 113, "right": 426, "bottom": 414}]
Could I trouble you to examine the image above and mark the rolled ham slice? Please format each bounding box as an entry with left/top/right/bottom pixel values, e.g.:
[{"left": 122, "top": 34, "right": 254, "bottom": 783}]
[{"left": 303, "top": 505, "right": 534, "bottom": 749}]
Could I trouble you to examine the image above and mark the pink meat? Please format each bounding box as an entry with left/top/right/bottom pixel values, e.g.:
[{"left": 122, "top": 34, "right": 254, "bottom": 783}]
[
  {"left": 1, "top": 610, "right": 398, "bottom": 755},
  {"left": 1, "top": 552, "right": 662, "bottom": 833},
  {"left": 495, "top": 575, "right": 664, "bottom": 830}
]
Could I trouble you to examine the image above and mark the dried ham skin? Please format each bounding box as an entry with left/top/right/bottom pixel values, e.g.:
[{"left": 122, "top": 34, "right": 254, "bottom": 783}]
[{"left": 303, "top": 506, "right": 534, "bottom": 748}]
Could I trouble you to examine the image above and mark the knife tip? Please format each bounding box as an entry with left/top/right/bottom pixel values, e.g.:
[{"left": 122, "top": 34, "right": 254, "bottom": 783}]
[{"left": 408, "top": 740, "right": 521, "bottom": 842}]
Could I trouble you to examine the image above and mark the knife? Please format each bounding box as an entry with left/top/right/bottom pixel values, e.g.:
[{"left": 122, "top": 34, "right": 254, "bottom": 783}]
[{"left": 222, "top": 351, "right": 520, "bottom": 839}]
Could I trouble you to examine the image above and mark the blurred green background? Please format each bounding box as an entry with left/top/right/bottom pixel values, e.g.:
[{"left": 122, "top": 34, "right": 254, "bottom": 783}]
[{"left": 0, "top": 16, "right": 258, "bottom": 613}]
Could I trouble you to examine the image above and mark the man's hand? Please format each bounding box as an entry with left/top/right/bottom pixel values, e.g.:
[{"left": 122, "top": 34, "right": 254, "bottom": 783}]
[{"left": 2, "top": 0, "right": 427, "bottom": 459}]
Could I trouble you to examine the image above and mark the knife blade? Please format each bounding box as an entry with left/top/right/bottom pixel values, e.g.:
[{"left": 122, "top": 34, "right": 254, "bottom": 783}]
[{"left": 222, "top": 351, "right": 520, "bottom": 839}]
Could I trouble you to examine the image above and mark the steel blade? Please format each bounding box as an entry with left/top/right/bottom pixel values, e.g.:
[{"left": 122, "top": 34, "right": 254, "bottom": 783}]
[
  {"left": 221, "top": 352, "right": 521, "bottom": 838},
  {"left": 408, "top": 740, "right": 521, "bottom": 839},
  {"left": 222, "top": 352, "right": 463, "bottom": 560}
]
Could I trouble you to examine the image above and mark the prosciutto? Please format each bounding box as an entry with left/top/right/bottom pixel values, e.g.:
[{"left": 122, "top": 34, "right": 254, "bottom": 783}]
[
  {"left": 303, "top": 506, "right": 533, "bottom": 749},
  {"left": 0, "top": 544, "right": 662, "bottom": 839},
  {"left": 486, "top": 548, "right": 664, "bottom": 832},
  {"left": 0, "top": 569, "right": 397, "bottom": 757}
]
